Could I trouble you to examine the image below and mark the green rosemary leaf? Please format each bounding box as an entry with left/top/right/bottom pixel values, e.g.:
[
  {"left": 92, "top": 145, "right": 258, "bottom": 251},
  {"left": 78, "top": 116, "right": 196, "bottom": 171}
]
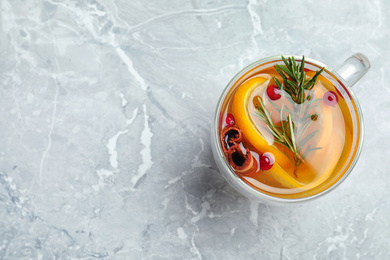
[
  {"left": 300, "top": 129, "right": 319, "bottom": 148},
  {"left": 287, "top": 79, "right": 298, "bottom": 88},
  {"left": 280, "top": 104, "right": 286, "bottom": 136},
  {"left": 301, "top": 144, "right": 311, "bottom": 159},
  {"left": 309, "top": 146, "right": 323, "bottom": 152},
  {"left": 292, "top": 57, "right": 298, "bottom": 76},
  {"left": 275, "top": 66, "right": 288, "bottom": 81},
  {"left": 299, "top": 87, "right": 305, "bottom": 104},
  {"left": 282, "top": 150, "right": 295, "bottom": 165},
  {"left": 304, "top": 67, "right": 324, "bottom": 90},
  {"left": 305, "top": 97, "right": 321, "bottom": 106},
  {"left": 282, "top": 105, "right": 294, "bottom": 115},
  {"left": 288, "top": 115, "right": 297, "bottom": 153},
  {"left": 298, "top": 116, "right": 315, "bottom": 141},
  {"left": 257, "top": 97, "right": 274, "bottom": 128},
  {"left": 299, "top": 57, "right": 306, "bottom": 81},
  {"left": 277, "top": 64, "right": 295, "bottom": 79},
  {"left": 269, "top": 96, "right": 281, "bottom": 111},
  {"left": 274, "top": 139, "right": 292, "bottom": 150},
  {"left": 281, "top": 56, "right": 290, "bottom": 70},
  {"left": 274, "top": 125, "right": 283, "bottom": 132},
  {"left": 273, "top": 76, "right": 283, "bottom": 90},
  {"left": 302, "top": 145, "right": 323, "bottom": 159},
  {"left": 266, "top": 125, "right": 284, "bottom": 142}
]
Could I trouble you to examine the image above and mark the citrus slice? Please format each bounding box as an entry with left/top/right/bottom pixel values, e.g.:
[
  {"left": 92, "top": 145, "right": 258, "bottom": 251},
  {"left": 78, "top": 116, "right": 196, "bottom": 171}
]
[
  {"left": 232, "top": 76, "right": 290, "bottom": 163},
  {"left": 266, "top": 164, "right": 304, "bottom": 188},
  {"left": 298, "top": 80, "right": 344, "bottom": 190},
  {"left": 232, "top": 75, "right": 303, "bottom": 188}
]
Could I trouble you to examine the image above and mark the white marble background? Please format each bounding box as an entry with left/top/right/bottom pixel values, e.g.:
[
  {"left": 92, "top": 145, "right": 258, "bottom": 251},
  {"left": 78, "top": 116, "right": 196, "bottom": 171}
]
[{"left": 0, "top": 0, "right": 389, "bottom": 259}]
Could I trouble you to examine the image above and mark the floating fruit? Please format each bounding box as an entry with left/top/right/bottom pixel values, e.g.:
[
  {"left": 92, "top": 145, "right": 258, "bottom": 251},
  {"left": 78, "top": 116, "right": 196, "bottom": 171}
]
[
  {"left": 217, "top": 56, "right": 357, "bottom": 199},
  {"left": 266, "top": 85, "right": 281, "bottom": 100},
  {"left": 225, "top": 113, "right": 235, "bottom": 127},
  {"left": 260, "top": 152, "right": 275, "bottom": 171},
  {"left": 232, "top": 76, "right": 289, "bottom": 164},
  {"left": 232, "top": 76, "right": 303, "bottom": 188},
  {"left": 323, "top": 91, "right": 339, "bottom": 106}
]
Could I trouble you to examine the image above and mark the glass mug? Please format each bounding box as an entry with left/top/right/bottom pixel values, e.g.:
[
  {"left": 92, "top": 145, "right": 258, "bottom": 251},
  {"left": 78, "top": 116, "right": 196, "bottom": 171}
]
[{"left": 211, "top": 53, "right": 370, "bottom": 203}]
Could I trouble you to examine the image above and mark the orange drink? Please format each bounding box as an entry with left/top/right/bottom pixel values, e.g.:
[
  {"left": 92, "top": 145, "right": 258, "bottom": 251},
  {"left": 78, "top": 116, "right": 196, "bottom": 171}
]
[{"left": 212, "top": 55, "right": 369, "bottom": 202}]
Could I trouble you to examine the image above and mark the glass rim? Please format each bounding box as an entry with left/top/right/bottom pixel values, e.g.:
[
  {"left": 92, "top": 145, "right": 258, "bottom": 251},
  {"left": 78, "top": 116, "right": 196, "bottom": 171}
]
[{"left": 212, "top": 55, "right": 364, "bottom": 203}]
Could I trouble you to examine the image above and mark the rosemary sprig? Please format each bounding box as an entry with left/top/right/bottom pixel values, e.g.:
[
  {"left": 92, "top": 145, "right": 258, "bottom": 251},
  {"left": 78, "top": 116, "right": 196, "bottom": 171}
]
[
  {"left": 273, "top": 56, "right": 324, "bottom": 104},
  {"left": 254, "top": 56, "right": 324, "bottom": 172},
  {"left": 255, "top": 97, "right": 304, "bottom": 167}
]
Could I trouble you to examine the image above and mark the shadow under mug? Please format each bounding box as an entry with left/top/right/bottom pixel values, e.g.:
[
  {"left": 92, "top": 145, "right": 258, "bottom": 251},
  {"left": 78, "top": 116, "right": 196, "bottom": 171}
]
[{"left": 211, "top": 53, "right": 370, "bottom": 203}]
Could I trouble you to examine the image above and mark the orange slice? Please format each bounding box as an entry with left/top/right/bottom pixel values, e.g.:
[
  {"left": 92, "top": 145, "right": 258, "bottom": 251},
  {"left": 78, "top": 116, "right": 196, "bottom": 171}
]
[
  {"left": 232, "top": 74, "right": 345, "bottom": 191},
  {"left": 298, "top": 80, "right": 344, "bottom": 190},
  {"left": 232, "top": 76, "right": 303, "bottom": 188},
  {"left": 232, "top": 76, "right": 290, "bottom": 163}
]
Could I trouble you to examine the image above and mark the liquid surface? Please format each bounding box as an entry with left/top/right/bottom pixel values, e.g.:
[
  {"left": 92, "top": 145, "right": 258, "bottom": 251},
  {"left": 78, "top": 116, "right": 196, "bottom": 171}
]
[{"left": 219, "top": 66, "right": 356, "bottom": 199}]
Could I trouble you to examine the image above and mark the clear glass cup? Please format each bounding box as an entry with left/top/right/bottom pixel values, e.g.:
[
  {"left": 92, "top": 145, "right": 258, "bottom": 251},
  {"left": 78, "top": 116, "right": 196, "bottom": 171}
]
[{"left": 211, "top": 53, "right": 370, "bottom": 203}]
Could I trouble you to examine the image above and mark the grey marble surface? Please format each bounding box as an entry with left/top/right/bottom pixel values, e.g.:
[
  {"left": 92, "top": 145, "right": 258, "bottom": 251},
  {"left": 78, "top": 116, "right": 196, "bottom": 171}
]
[{"left": 0, "top": 0, "right": 389, "bottom": 259}]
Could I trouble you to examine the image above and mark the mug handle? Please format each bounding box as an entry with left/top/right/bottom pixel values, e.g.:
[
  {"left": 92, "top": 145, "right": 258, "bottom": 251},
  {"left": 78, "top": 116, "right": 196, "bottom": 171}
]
[{"left": 336, "top": 53, "right": 370, "bottom": 87}]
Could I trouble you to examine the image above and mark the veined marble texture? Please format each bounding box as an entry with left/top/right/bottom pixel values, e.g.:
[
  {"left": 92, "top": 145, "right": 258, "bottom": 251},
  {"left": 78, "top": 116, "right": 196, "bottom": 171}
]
[{"left": 0, "top": 0, "right": 389, "bottom": 259}]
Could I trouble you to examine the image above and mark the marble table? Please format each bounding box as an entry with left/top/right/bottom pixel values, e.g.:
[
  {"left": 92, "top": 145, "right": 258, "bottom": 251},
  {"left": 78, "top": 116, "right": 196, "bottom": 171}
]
[{"left": 1, "top": 0, "right": 389, "bottom": 259}]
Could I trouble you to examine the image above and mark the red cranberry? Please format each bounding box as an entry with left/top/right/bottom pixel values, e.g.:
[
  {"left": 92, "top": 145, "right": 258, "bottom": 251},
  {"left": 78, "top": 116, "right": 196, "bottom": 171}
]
[
  {"left": 266, "top": 85, "right": 281, "bottom": 101},
  {"left": 260, "top": 152, "right": 275, "bottom": 171},
  {"left": 225, "top": 113, "right": 235, "bottom": 126},
  {"left": 323, "top": 91, "right": 339, "bottom": 106}
]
